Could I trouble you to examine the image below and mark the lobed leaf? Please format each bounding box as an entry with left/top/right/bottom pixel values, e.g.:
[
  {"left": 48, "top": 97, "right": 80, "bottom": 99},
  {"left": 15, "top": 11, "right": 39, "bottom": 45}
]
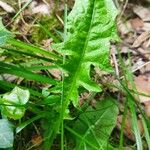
[
  {"left": 0, "top": 61, "right": 57, "bottom": 85},
  {"left": 59, "top": 0, "right": 118, "bottom": 105},
  {"left": 46, "top": 1, "right": 119, "bottom": 148}
]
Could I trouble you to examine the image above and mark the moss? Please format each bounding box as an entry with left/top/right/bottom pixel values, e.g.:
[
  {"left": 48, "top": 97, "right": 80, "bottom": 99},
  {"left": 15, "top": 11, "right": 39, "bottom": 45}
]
[{"left": 31, "top": 14, "right": 61, "bottom": 43}]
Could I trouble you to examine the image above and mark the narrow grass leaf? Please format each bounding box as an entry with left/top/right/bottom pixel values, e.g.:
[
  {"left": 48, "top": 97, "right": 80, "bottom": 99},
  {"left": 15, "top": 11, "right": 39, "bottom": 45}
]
[
  {"left": 2, "top": 47, "right": 55, "bottom": 62},
  {"left": 12, "top": 0, "right": 33, "bottom": 21},
  {"left": 16, "top": 115, "right": 44, "bottom": 133},
  {"left": 141, "top": 116, "right": 150, "bottom": 150},
  {"left": 0, "top": 62, "right": 57, "bottom": 85},
  {"left": 0, "top": 80, "right": 42, "bottom": 97},
  {"left": 7, "top": 38, "right": 61, "bottom": 60}
]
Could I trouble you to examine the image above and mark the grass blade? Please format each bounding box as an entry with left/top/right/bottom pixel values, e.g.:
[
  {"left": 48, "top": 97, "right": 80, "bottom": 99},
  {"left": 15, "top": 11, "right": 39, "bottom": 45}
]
[
  {"left": 2, "top": 47, "right": 55, "bottom": 62},
  {"left": 0, "top": 80, "right": 42, "bottom": 97},
  {"left": 0, "top": 62, "right": 57, "bottom": 85},
  {"left": 7, "top": 38, "right": 61, "bottom": 60},
  {"left": 141, "top": 117, "right": 150, "bottom": 150},
  {"left": 12, "top": 0, "right": 33, "bottom": 21}
]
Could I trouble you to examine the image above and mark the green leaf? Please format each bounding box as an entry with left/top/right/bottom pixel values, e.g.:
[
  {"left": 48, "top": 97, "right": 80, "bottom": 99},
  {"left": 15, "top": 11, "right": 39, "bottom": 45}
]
[
  {"left": 0, "top": 80, "right": 42, "bottom": 97},
  {"left": 59, "top": 0, "right": 118, "bottom": 105},
  {"left": 0, "top": 61, "right": 57, "bottom": 85},
  {"left": 16, "top": 115, "right": 44, "bottom": 133},
  {"left": 46, "top": 1, "right": 119, "bottom": 148},
  {"left": 72, "top": 98, "right": 118, "bottom": 149},
  {"left": 0, "top": 18, "right": 11, "bottom": 45},
  {"left": 1, "top": 87, "right": 30, "bottom": 120},
  {"left": 7, "top": 38, "right": 61, "bottom": 61},
  {"left": 0, "top": 119, "right": 14, "bottom": 148}
]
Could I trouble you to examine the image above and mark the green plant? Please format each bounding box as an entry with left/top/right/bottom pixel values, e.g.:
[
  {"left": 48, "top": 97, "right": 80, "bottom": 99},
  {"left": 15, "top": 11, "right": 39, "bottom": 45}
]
[
  {"left": 1, "top": 86, "right": 30, "bottom": 120},
  {"left": 116, "top": 51, "right": 150, "bottom": 150},
  {"left": 0, "top": 0, "right": 120, "bottom": 149},
  {"left": 0, "top": 119, "right": 14, "bottom": 149},
  {"left": 66, "top": 98, "right": 118, "bottom": 150}
]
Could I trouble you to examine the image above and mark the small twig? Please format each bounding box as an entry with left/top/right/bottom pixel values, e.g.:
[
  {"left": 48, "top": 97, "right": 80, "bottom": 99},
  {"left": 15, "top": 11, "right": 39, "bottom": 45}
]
[
  {"left": 111, "top": 46, "right": 120, "bottom": 77},
  {"left": 42, "top": 0, "right": 49, "bottom": 6},
  {"left": 55, "top": 13, "right": 64, "bottom": 26},
  {"left": 5, "top": 0, "right": 33, "bottom": 27},
  {"left": 113, "top": 0, "right": 120, "bottom": 9},
  {"left": 132, "top": 61, "right": 150, "bottom": 73},
  {"left": 118, "top": 0, "right": 129, "bottom": 20},
  {"left": 112, "top": 52, "right": 120, "bottom": 77}
]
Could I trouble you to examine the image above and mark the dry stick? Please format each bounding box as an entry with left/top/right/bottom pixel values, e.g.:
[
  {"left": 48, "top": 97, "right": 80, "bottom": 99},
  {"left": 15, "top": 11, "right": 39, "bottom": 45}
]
[
  {"left": 56, "top": 13, "right": 64, "bottom": 26},
  {"left": 118, "top": 0, "right": 129, "bottom": 20},
  {"left": 6, "top": 0, "right": 33, "bottom": 27},
  {"left": 113, "top": 0, "right": 120, "bottom": 8},
  {"left": 112, "top": 52, "right": 120, "bottom": 77},
  {"left": 42, "top": 0, "right": 49, "bottom": 6},
  {"left": 132, "top": 61, "right": 150, "bottom": 73},
  {"left": 18, "top": 0, "right": 26, "bottom": 25},
  {"left": 112, "top": 51, "right": 122, "bottom": 108},
  {"left": 17, "top": 0, "right": 33, "bottom": 43}
]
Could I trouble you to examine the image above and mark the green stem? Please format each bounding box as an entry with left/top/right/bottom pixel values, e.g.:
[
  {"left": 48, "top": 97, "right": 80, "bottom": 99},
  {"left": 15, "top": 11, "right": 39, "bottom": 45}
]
[
  {"left": 119, "top": 100, "right": 128, "bottom": 150},
  {"left": 61, "top": 1, "right": 68, "bottom": 150}
]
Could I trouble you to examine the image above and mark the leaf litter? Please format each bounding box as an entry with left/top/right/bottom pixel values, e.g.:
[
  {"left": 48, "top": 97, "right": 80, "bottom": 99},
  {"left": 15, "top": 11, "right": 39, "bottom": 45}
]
[{"left": 114, "top": 1, "right": 150, "bottom": 147}]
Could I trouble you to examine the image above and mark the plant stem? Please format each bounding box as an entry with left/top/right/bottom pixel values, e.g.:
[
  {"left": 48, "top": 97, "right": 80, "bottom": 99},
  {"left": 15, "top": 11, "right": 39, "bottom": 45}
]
[{"left": 61, "top": 1, "right": 68, "bottom": 150}]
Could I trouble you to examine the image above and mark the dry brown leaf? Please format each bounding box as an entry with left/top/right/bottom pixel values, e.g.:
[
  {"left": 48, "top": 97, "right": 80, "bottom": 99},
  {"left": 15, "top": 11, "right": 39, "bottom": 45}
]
[
  {"left": 32, "top": 3, "right": 50, "bottom": 15},
  {"left": 0, "top": 1, "right": 15, "bottom": 13},
  {"left": 130, "top": 18, "right": 144, "bottom": 30},
  {"left": 132, "top": 31, "right": 150, "bottom": 48},
  {"left": 144, "top": 101, "right": 150, "bottom": 117},
  {"left": 117, "top": 20, "right": 131, "bottom": 35},
  {"left": 143, "top": 22, "right": 150, "bottom": 31},
  {"left": 117, "top": 115, "right": 144, "bottom": 141},
  {"left": 2, "top": 74, "right": 19, "bottom": 82},
  {"left": 31, "top": 134, "right": 42, "bottom": 146},
  {"left": 133, "top": 6, "right": 150, "bottom": 22},
  {"left": 134, "top": 74, "right": 150, "bottom": 103},
  {"left": 121, "top": 46, "right": 132, "bottom": 54},
  {"left": 140, "top": 62, "right": 150, "bottom": 73},
  {"left": 79, "top": 92, "right": 90, "bottom": 106},
  {"left": 137, "top": 47, "right": 150, "bottom": 54},
  {"left": 49, "top": 69, "right": 61, "bottom": 80},
  {"left": 132, "top": 58, "right": 145, "bottom": 72},
  {"left": 123, "top": 33, "right": 135, "bottom": 44},
  {"left": 133, "top": 73, "right": 150, "bottom": 117},
  {"left": 143, "top": 37, "right": 150, "bottom": 48},
  {"left": 42, "top": 39, "right": 53, "bottom": 49}
]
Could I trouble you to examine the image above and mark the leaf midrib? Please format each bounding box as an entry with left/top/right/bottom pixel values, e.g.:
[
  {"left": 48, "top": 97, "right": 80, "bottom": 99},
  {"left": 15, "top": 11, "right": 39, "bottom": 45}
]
[
  {"left": 50, "top": 0, "right": 97, "bottom": 146},
  {"left": 63, "top": 0, "right": 96, "bottom": 109}
]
